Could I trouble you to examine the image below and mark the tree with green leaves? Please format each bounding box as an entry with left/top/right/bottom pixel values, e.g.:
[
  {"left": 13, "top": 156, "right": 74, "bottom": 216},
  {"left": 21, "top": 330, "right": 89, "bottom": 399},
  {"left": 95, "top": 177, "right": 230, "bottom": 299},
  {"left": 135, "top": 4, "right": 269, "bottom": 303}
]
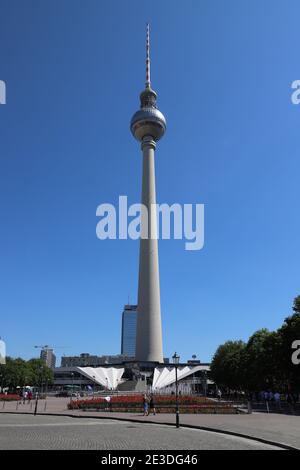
[
  {"left": 0, "top": 358, "right": 28, "bottom": 389},
  {"left": 210, "top": 340, "right": 246, "bottom": 390},
  {"left": 276, "top": 296, "right": 300, "bottom": 390},
  {"left": 0, "top": 357, "right": 53, "bottom": 390},
  {"left": 210, "top": 295, "right": 300, "bottom": 393},
  {"left": 27, "top": 358, "right": 54, "bottom": 387},
  {"left": 241, "top": 329, "right": 282, "bottom": 391}
]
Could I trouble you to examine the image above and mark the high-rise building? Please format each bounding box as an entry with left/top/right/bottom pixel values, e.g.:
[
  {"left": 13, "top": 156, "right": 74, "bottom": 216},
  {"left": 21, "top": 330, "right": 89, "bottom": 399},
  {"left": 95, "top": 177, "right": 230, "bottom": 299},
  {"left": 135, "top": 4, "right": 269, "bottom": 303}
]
[
  {"left": 121, "top": 305, "right": 137, "bottom": 357},
  {"left": 130, "top": 25, "right": 166, "bottom": 363},
  {"left": 40, "top": 348, "right": 56, "bottom": 369}
]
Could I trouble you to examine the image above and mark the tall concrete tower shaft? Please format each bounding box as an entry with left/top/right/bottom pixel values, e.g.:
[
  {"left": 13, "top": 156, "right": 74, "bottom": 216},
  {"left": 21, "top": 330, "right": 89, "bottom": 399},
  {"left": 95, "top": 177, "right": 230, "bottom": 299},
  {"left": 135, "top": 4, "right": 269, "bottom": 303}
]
[
  {"left": 136, "top": 136, "right": 163, "bottom": 362},
  {"left": 130, "top": 25, "right": 166, "bottom": 362}
]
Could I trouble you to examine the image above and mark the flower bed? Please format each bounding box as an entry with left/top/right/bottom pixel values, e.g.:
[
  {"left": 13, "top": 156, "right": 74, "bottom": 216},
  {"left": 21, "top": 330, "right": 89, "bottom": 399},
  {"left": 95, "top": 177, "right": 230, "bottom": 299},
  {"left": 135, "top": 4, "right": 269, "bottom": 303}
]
[
  {"left": 68, "top": 394, "right": 236, "bottom": 414},
  {"left": 78, "top": 406, "right": 236, "bottom": 414},
  {"left": 0, "top": 394, "right": 20, "bottom": 401}
]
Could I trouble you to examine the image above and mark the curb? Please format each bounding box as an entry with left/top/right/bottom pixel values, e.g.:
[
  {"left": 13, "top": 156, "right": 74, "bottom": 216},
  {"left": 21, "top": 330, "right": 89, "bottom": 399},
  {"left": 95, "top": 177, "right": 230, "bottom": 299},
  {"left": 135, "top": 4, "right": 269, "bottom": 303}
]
[{"left": 1, "top": 410, "right": 299, "bottom": 450}]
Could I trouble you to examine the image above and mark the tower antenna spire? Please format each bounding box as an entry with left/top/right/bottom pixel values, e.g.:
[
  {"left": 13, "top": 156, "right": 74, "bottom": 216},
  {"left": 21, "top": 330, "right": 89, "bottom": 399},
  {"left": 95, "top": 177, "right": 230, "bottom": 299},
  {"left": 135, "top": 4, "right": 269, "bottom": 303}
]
[{"left": 145, "top": 23, "right": 151, "bottom": 89}]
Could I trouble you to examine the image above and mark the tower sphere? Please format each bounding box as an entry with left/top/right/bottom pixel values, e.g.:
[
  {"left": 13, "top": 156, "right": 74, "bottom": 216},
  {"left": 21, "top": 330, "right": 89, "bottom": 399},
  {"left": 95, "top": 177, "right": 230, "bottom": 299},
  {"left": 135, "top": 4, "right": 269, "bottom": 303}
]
[
  {"left": 130, "top": 105, "right": 166, "bottom": 142},
  {"left": 130, "top": 87, "right": 166, "bottom": 142}
]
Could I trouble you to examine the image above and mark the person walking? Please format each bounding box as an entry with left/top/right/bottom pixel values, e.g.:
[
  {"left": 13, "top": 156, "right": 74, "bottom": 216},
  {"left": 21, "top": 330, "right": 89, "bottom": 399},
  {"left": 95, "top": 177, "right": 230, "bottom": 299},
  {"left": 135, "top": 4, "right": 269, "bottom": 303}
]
[
  {"left": 286, "top": 392, "right": 294, "bottom": 414},
  {"left": 143, "top": 394, "right": 149, "bottom": 416},
  {"left": 105, "top": 396, "right": 111, "bottom": 411},
  {"left": 274, "top": 391, "right": 281, "bottom": 410},
  {"left": 149, "top": 395, "right": 156, "bottom": 415}
]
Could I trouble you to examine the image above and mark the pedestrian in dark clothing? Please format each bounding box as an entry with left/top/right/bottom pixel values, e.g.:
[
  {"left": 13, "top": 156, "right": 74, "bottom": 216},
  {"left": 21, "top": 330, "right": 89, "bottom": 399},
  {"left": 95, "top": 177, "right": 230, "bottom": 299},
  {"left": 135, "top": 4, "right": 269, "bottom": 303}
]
[
  {"left": 286, "top": 393, "right": 295, "bottom": 414},
  {"left": 149, "top": 395, "right": 156, "bottom": 415}
]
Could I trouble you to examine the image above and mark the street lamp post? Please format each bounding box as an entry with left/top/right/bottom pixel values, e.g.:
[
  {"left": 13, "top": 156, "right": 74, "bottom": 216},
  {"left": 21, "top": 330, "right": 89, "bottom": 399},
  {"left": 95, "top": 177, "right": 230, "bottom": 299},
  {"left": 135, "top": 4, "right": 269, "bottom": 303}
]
[
  {"left": 93, "top": 376, "right": 96, "bottom": 398},
  {"left": 40, "top": 367, "right": 43, "bottom": 396},
  {"left": 71, "top": 372, "right": 74, "bottom": 401},
  {"left": 202, "top": 371, "right": 207, "bottom": 397},
  {"left": 172, "top": 352, "right": 180, "bottom": 429}
]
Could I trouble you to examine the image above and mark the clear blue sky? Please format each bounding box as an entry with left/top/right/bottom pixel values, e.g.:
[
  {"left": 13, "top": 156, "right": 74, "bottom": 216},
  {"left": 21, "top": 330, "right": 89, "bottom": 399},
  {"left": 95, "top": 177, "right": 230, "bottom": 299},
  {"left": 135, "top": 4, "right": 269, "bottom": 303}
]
[{"left": 1, "top": 0, "right": 299, "bottom": 364}]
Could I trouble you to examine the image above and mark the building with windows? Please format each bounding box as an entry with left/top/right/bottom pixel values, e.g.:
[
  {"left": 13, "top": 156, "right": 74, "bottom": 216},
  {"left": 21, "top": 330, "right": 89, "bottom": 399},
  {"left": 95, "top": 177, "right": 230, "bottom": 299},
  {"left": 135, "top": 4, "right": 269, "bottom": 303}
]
[
  {"left": 121, "top": 305, "right": 137, "bottom": 358},
  {"left": 52, "top": 362, "right": 212, "bottom": 395},
  {"left": 40, "top": 348, "right": 56, "bottom": 369},
  {"left": 60, "top": 353, "right": 132, "bottom": 368}
]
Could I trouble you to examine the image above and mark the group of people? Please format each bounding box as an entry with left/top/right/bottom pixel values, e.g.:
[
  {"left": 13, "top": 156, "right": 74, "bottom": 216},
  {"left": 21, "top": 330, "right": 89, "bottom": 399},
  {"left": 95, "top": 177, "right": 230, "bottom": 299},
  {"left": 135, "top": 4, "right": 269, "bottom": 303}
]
[
  {"left": 142, "top": 394, "right": 156, "bottom": 416},
  {"left": 19, "top": 388, "right": 33, "bottom": 404},
  {"left": 250, "top": 390, "right": 299, "bottom": 405},
  {"left": 256, "top": 391, "right": 281, "bottom": 403}
]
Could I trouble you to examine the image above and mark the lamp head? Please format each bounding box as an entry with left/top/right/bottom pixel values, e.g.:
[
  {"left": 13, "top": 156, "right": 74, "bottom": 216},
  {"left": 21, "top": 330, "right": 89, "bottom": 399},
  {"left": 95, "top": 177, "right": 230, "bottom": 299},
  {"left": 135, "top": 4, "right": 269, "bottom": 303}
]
[{"left": 172, "top": 352, "right": 180, "bottom": 365}]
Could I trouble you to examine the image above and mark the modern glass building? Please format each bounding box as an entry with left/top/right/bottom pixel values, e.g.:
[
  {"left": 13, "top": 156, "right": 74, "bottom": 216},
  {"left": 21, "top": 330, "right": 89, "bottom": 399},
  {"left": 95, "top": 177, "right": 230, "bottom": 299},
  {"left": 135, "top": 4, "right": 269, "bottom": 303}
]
[{"left": 121, "top": 305, "right": 137, "bottom": 358}]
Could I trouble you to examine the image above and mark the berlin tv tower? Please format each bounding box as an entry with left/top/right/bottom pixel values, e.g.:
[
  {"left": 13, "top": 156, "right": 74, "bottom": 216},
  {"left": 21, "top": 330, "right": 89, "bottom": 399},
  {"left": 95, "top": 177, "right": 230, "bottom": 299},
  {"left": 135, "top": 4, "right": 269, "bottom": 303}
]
[{"left": 130, "top": 24, "right": 166, "bottom": 363}]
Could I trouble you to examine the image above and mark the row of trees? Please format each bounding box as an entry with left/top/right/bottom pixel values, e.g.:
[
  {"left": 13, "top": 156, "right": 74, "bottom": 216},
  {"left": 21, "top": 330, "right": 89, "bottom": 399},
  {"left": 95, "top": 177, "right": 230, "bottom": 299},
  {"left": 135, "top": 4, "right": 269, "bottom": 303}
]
[
  {"left": 0, "top": 358, "right": 53, "bottom": 390},
  {"left": 210, "top": 296, "right": 300, "bottom": 392}
]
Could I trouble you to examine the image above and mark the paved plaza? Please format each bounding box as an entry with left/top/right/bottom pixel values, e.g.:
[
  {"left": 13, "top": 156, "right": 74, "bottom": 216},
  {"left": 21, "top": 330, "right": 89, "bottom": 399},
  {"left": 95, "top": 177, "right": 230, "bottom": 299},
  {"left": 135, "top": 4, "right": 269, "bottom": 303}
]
[
  {"left": 0, "top": 397, "right": 299, "bottom": 449},
  {"left": 0, "top": 414, "right": 282, "bottom": 450}
]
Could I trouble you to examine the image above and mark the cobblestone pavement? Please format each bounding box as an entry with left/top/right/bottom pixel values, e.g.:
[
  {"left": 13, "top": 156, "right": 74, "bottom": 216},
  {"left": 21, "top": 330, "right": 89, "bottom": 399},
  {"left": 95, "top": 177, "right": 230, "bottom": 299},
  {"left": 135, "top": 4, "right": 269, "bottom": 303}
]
[
  {"left": 1, "top": 397, "right": 299, "bottom": 449},
  {"left": 0, "top": 414, "right": 281, "bottom": 450}
]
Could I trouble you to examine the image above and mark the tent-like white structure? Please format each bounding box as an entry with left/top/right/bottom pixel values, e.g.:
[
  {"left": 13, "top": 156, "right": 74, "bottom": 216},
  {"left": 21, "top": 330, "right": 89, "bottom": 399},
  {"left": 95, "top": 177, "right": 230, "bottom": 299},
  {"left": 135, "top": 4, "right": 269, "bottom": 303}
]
[
  {"left": 0, "top": 339, "right": 6, "bottom": 365},
  {"left": 77, "top": 367, "right": 124, "bottom": 390},
  {"left": 152, "top": 365, "right": 209, "bottom": 390}
]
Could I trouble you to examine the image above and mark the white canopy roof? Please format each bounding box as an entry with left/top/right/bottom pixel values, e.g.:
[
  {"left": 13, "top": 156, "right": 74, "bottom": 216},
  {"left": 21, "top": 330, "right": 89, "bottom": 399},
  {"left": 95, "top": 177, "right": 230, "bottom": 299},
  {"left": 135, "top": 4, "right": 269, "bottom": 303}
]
[
  {"left": 152, "top": 365, "right": 209, "bottom": 390},
  {"left": 0, "top": 339, "right": 6, "bottom": 365},
  {"left": 77, "top": 367, "right": 124, "bottom": 390}
]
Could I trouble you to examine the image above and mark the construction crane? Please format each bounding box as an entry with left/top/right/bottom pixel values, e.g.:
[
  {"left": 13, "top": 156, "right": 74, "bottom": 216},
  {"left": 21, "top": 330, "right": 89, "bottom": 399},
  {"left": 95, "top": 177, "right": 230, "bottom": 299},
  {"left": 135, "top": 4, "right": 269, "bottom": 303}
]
[
  {"left": 34, "top": 345, "right": 70, "bottom": 368},
  {"left": 34, "top": 345, "right": 70, "bottom": 356}
]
